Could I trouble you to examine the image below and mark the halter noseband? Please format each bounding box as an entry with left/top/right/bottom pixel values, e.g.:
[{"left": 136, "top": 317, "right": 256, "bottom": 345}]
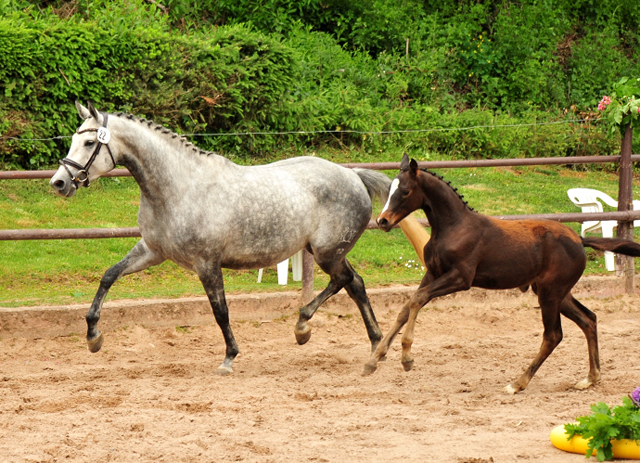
[{"left": 60, "top": 112, "right": 116, "bottom": 188}]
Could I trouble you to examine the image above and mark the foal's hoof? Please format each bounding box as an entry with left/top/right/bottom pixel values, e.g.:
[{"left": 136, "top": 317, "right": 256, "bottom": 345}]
[
  {"left": 402, "top": 360, "right": 414, "bottom": 372},
  {"left": 574, "top": 378, "right": 597, "bottom": 390},
  {"left": 294, "top": 324, "right": 312, "bottom": 345},
  {"left": 362, "top": 362, "right": 377, "bottom": 376},
  {"left": 87, "top": 332, "right": 104, "bottom": 353},
  {"left": 504, "top": 384, "right": 521, "bottom": 395},
  {"left": 215, "top": 366, "right": 233, "bottom": 376}
]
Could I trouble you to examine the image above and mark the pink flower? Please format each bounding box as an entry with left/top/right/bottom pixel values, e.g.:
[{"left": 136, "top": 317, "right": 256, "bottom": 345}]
[
  {"left": 598, "top": 95, "right": 612, "bottom": 111},
  {"left": 632, "top": 386, "right": 640, "bottom": 407}
]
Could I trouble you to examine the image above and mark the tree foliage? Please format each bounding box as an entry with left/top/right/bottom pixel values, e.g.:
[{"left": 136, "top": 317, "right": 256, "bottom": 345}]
[{"left": 0, "top": 0, "right": 638, "bottom": 168}]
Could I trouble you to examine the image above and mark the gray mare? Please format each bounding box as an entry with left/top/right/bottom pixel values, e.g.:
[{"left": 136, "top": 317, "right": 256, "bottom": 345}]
[{"left": 50, "top": 102, "right": 392, "bottom": 375}]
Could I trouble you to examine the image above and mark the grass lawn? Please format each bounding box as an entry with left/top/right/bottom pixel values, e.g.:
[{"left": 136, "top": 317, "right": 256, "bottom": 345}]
[{"left": 2, "top": 160, "right": 639, "bottom": 307}]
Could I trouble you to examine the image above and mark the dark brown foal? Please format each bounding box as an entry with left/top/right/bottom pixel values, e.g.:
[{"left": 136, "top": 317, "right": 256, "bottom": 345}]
[{"left": 364, "top": 154, "right": 640, "bottom": 393}]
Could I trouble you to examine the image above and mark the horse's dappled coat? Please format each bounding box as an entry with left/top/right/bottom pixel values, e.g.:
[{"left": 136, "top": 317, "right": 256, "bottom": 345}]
[{"left": 50, "top": 102, "right": 428, "bottom": 375}]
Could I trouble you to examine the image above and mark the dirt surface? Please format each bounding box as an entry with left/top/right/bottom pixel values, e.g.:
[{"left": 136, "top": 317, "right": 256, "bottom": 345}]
[{"left": 1, "top": 277, "right": 639, "bottom": 463}]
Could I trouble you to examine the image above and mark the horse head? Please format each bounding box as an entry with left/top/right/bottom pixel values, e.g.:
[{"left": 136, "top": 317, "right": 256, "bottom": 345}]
[
  {"left": 377, "top": 153, "right": 422, "bottom": 231},
  {"left": 50, "top": 101, "right": 117, "bottom": 197}
]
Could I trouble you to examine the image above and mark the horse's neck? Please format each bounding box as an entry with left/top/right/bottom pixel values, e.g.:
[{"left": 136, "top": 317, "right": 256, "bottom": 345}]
[
  {"left": 420, "top": 173, "right": 470, "bottom": 231},
  {"left": 113, "top": 117, "right": 227, "bottom": 199}
]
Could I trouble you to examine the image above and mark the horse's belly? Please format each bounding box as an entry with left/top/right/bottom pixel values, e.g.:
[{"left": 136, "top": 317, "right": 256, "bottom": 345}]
[{"left": 472, "top": 259, "right": 540, "bottom": 290}]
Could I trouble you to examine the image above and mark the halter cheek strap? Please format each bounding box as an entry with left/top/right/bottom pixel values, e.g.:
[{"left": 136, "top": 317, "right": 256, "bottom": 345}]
[{"left": 60, "top": 112, "right": 116, "bottom": 188}]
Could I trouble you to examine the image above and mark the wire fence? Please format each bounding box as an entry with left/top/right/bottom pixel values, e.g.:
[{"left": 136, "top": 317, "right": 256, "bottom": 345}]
[{"left": 0, "top": 118, "right": 595, "bottom": 142}]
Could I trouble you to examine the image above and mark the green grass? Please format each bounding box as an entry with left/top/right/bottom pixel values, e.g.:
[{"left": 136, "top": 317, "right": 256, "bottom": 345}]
[{"left": 2, "top": 161, "right": 639, "bottom": 307}]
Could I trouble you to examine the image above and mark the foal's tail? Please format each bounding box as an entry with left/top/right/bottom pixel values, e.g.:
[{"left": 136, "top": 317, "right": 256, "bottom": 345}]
[
  {"left": 354, "top": 168, "right": 430, "bottom": 266},
  {"left": 582, "top": 237, "right": 640, "bottom": 256}
]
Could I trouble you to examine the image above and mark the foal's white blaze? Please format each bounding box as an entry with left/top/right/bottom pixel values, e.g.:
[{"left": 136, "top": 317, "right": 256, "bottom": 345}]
[{"left": 381, "top": 179, "right": 399, "bottom": 214}]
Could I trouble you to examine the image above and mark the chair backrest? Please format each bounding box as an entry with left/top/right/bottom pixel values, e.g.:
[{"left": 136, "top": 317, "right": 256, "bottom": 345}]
[{"left": 567, "top": 188, "right": 605, "bottom": 214}]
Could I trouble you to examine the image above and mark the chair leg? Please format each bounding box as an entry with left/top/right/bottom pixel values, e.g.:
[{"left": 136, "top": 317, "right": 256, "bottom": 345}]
[
  {"left": 601, "top": 221, "right": 617, "bottom": 272},
  {"left": 604, "top": 252, "right": 615, "bottom": 272},
  {"left": 292, "top": 250, "right": 303, "bottom": 282},
  {"left": 277, "top": 259, "right": 289, "bottom": 285}
]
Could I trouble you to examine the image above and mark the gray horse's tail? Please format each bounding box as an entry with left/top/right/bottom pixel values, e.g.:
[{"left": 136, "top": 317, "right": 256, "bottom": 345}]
[
  {"left": 354, "top": 168, "right": 431, "bottom": 267},
  {"left": 353, "top": 168, "right": 392, "bottom": 204}
]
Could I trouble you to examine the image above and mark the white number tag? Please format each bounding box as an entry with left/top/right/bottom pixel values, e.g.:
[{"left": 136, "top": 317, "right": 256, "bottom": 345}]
[{"left": 97, "top": 127, "right": 111, "bottom": 144}]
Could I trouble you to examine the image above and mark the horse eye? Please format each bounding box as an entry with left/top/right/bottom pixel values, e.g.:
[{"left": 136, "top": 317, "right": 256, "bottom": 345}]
[
  {"left": 401, "top": 189, "right": 411, "bottom": 197},
  {"left": 84, "top": 140, "right": 95, "bottom": 147}
]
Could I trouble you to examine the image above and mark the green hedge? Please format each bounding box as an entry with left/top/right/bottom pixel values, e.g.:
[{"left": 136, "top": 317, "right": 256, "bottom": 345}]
[
  {"left": 0, "top": 2, "right": 633, "bottom": 169},
  {"left": 0, "top": 11, "right": 297, "bottom": 168}
]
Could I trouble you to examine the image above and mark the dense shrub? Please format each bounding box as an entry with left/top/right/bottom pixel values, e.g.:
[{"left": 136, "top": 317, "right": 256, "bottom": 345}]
[
  {"left": 0, "top": 0, "right": 638, "bottom": 168},
  {"left": 0, "top": 6, "right": 298, "bottom": 167}
]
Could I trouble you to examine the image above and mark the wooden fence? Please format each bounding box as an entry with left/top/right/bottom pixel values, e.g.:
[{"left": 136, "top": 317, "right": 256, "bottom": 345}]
[{"left": 3, "top": 148, "right": 640, "bottom": 298}]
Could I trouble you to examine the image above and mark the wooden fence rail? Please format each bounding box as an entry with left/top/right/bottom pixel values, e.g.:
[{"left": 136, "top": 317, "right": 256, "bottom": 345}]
[{"left": 2, "top": 151, "right": 638, "bottom": 297}]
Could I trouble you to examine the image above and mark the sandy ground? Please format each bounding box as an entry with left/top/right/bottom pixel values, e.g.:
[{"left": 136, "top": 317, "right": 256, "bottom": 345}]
[{"left": 1, "top": 278, "right": 639, "bottom": 463}]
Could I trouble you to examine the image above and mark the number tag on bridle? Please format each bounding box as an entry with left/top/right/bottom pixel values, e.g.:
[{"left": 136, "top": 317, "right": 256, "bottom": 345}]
[{"left": 97, "top": 127, "right": 111, "bottom": 144}]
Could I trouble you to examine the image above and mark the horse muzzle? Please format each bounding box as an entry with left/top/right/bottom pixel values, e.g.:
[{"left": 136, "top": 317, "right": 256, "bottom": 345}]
[
  {"left": 50, "top": 167, "right": 78, "bottom": 198},
  {"left": 376, "top": 214, "right": 394, "bottom": 232}
]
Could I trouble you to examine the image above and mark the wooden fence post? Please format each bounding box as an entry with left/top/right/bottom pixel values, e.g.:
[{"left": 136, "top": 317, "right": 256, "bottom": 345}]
[{"left": 616, "top": 122, "right": 634, "bottom": 293}]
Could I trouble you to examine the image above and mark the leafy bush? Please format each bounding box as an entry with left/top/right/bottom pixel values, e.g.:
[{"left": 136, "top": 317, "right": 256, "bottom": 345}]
[
  {"left": 565, "top": 387, "right": 640, "bottom": 461},
  {"left": 0, "top": 0, "right": 638, "bottom": 168},
  {"left": 0, "top": 5, "right": 298, "bottom": 167}
]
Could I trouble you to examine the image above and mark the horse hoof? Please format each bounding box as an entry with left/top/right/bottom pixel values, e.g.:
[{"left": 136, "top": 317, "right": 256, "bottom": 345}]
[
  {"left": 87, "top": 332, "right": 104, "bottom": 353},
  {"left": 362, "top": 362, "right": 377, "bottom": 376},
  {"left": 574, "top": 378, "right": 594, "bottom": 390},
  {"left": 402, "top": 360, "right": 414, "bottom": 372},
  {"left": 294, "top": 324, "right": 312, "bottom": 345},
  {"left": 215, "top": 366, "right": 233, "bottom": 376},
  {"left": 504, "top": 384, "right": 520, "bottom": 395}
]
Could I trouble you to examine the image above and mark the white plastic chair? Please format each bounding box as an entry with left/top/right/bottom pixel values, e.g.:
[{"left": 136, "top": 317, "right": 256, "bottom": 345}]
[
  {"left": 567, "top": 188, "right": 640, "bottom": 271},
  {"left": 257, "top": 250, "right": 303, "bottom": 285}
]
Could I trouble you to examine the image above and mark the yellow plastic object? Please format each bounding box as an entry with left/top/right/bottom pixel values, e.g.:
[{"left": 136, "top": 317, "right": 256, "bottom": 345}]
[
  {"left": 550, "top": 425, "right": 640, "bottom": 460},
  {"left": 398, "top": 214, "right": 430, "bottom": 268}
]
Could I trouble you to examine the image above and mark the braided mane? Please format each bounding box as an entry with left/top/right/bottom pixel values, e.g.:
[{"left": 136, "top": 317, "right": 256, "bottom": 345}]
[
  {"left": 419, "top": 168, "right": 475, "bottom": 212},
  {"left": 114, "top": 112, "right": 213, "bottom": 157}
]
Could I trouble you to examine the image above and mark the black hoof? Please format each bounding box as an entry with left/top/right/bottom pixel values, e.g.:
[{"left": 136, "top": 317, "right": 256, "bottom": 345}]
[
  {"left": 362, "top": 362, "right": 377, "bottom": 376},
  {"left": 294, "top": 324, "right": 312, "bottom": 345},
  {"left": 402, "top": 360, "right": 414, "bottom": 372},
  {"left": 87, "top": 332, "right": 104, "bottom": 353}
]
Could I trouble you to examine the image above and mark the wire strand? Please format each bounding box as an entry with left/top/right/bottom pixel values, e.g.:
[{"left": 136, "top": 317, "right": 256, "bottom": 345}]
[{"left": 0, "top": 118, "right": 594, "bottom": 141}]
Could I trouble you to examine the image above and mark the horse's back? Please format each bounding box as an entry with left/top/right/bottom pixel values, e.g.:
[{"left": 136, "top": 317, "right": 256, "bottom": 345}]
[
  {"left": 214, "top": 157, "right": 372, "bottom": 269},
  {"left": 467, "top": 217, "right": 586, "bottom": 290}
]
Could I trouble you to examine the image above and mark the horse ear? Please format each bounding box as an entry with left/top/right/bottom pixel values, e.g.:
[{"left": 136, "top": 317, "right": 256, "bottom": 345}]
[
  {"left": 86, "top": 101, "right": 105, "bottom": 125},
  {"left": 400, "top": 153, "right": 410, "bottom": 170},
  {"left": 75, "top": 101, "right": 92, "bottom": 120},
  {"left": 409, "top": 158, "right": 419, "bottom": 177}
]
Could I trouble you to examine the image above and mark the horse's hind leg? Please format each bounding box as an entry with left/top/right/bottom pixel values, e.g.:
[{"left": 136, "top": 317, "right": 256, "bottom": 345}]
[
  {"left": 196, "top": 262, "right": 238, "bottom": 376},
  {"left": 343, "top": 261, "right": 383, "bottom": 352},
  {"left": 86, "top": 239, "right": 165, "bottom": 353},
  {"left": 505, "top": 289, "right": 564, "bottom": 394},
  {"left": 559, "top": 295, "right": 600, "bottom": 389},
  {"left": 294, "top": 257, "right": 355, "bottom": 346}
]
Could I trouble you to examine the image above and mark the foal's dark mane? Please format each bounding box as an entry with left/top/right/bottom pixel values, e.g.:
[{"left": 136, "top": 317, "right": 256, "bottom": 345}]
[
  {"left": 419, "top": 168, "right": 475, "bottom": 212},
  {"left": 113, "top": 112, "right": 214, "bottom": 158}
]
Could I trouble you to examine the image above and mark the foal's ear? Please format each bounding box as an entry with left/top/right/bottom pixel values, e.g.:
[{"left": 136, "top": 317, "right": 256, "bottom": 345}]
[
  {"left": 75, "top": 101, "right": 92, "bottom": 120},
  {"left": 400, "top": 153, "right": 410, "bottom": 170},
  {"left": 409, "top": 158, "right": 419, "bottom": 177}
]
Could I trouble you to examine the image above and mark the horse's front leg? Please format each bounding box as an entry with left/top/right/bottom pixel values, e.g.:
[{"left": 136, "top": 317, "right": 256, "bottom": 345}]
[
  {"left": 364, "top": 268, "right": 472, "bottom": 375},
  {"left": 86, "top": 239, "right": 165, "bottom": 353},
  {"left": 363, "top": 272, "right": 435, "bottom": 375},
  {"left": 196, "top": 263, "right": 238, "bottom": 376}
]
